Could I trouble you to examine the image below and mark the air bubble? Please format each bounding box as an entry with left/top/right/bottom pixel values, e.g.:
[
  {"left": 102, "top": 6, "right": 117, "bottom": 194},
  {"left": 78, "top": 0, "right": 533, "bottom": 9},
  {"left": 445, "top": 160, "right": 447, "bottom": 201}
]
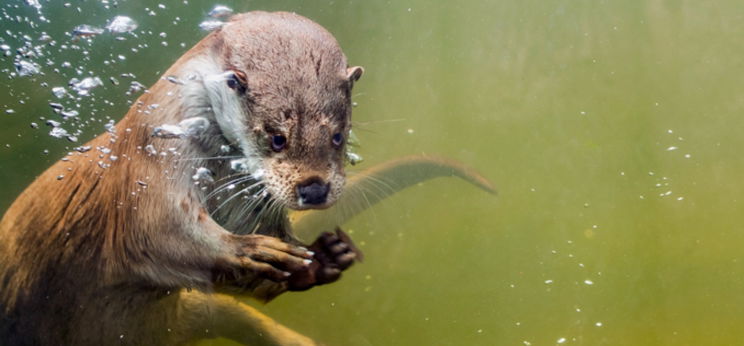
[
  {"left": 106, "top": 16, "right": 138, "bottom": 34},
  {"left": 192, "top": 167, "right": 214, "bottom": 183},
  {"left": 208, "top": 5, "right": 234, "bottom": 18},
  {"left": 71, "top": 25, "right": 105, "bottom": 39},
  {"left": 15, "top": 60, "right": 40, "bottom": 77},
  {"left": 199, "top": 20, "right": 225, "bottom": 31}
]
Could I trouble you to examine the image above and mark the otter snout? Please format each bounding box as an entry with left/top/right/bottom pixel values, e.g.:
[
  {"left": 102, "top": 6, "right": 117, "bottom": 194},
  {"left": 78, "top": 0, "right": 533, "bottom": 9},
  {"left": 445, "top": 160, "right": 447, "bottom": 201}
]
[{"left": 296, "top": 177, "right": 330, "bottom": 206}]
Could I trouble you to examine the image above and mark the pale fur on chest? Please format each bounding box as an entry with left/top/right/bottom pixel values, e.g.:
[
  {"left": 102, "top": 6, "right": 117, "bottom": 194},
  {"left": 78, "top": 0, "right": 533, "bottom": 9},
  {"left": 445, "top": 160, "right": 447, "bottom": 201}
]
[{"left": 161, "top": 52, "right": 292, "bottom": 238}]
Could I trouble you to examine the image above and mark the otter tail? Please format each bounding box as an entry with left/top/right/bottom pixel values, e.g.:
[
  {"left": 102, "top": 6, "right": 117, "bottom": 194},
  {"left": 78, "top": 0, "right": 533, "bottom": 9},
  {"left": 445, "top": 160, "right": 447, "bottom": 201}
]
[{"left": 290, "top": 155, "right": 496, "bottom": 239}]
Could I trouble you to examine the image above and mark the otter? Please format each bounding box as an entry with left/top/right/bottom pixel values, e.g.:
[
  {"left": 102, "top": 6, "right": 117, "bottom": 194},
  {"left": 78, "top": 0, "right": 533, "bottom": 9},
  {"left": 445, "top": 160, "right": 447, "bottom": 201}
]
[
  {"left": 1, "top": 11, "right": 363, "bottom": 345},
  {"left": 0, "top": 11, "right": 496, "bottom": 346}
]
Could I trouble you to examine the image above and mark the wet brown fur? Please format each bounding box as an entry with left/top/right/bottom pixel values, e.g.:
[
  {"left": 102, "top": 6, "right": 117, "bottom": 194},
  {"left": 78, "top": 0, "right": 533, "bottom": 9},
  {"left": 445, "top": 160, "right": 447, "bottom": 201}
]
[{"left": 0, "top": 11, "right": 362, "bottom": 345}]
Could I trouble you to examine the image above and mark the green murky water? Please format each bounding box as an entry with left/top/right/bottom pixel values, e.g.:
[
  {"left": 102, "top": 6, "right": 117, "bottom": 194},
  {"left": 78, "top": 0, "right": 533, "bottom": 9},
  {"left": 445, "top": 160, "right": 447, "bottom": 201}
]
[{"left": 3, "top": 0, "right": 744, "bottom": 345}]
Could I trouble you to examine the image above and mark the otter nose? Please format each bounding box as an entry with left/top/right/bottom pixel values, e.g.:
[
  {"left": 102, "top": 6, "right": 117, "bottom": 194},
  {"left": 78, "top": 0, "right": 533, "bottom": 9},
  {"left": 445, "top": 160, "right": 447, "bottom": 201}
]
[{"left": 297, "top": 178, "right": 330, "bottom": 205}]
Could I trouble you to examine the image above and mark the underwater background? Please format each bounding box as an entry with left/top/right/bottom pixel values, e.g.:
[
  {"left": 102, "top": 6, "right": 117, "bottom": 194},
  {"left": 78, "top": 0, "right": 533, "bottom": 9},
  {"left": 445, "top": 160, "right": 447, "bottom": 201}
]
[{"left": 2, "top": 0, "right": 744, "bottom": 345}]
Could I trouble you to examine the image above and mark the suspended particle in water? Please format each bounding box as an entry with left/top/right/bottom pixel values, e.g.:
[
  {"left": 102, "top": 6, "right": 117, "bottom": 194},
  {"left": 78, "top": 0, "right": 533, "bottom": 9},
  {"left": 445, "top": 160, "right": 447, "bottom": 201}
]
[
  {"left": 557, "top": 337, "right": 566, "bottom": 344},
  {"left": 666, "top": 146, "right": 678, "bottom": 151},
  {"left": 595, "top": 322, "right": 603, "bottom": 327},
  {"left": 584, "top": 279, "right": 594, "bottom": 285}
]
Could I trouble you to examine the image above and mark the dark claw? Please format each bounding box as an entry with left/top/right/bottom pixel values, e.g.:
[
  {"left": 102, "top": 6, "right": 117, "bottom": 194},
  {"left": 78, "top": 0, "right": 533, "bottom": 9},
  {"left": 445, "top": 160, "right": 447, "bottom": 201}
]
[
  {"left": 320, "top": 232, "right": 339, "bottom": 246},
  {"left": 335, "top": 253, "right": 356, "bottom": 270},
  {"left": 335, "top": 228, "right": 363, "bottom": 262},
  {"left": 329, "top": 242, "right": 349, "bottom": 254},
  {"left": 320, "top": 267, "right": 341, "bottom": 282}
]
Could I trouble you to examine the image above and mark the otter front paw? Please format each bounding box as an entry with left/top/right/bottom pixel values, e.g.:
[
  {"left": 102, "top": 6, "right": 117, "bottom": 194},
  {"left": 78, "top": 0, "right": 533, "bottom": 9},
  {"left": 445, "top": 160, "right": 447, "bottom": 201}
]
[
  {"left": 288, "top": 228, "right": 362, "bottom": 291},
  {"left": 217, "top": 234, "right": 314, "bottom": 283}
]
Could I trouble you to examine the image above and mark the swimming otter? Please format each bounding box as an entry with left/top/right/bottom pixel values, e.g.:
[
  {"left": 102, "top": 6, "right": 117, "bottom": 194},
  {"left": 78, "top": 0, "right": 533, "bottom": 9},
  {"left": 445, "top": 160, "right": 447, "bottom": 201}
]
[
  {"left": 0, "top": 11, "right": 496, "bottom": 345},
  {"left": 0, "top": 11, "right": 363, "bottom": 345}
]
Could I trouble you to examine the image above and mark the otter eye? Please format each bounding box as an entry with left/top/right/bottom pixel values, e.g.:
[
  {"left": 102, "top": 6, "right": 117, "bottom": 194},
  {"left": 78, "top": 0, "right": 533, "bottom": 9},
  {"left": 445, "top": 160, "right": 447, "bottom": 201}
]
[
  {"left": 271, "top": 134, "right": 287, "bottom": 152},
  {"left": 332, "top": 133, "right": 344, "bottom": 147},
  {"left": 226, "top": 70, "right": 247, "bottom": 93}
]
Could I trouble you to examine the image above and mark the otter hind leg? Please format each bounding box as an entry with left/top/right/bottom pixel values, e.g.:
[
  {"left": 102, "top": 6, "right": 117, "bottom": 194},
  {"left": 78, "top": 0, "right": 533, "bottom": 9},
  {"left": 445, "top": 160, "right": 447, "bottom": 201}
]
[{"left": 176, "top": 290, "right": 316, "bottom": 346}]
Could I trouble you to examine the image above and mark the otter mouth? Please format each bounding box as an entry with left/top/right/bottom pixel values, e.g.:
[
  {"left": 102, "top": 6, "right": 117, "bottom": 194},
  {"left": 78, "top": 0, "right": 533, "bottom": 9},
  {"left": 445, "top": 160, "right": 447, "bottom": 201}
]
[{"left": 293, "top": 200, "right": 334, "bottom": 211}]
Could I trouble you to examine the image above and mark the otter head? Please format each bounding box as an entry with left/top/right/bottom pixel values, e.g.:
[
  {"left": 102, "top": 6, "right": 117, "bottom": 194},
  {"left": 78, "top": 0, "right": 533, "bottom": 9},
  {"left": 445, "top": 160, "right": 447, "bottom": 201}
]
[{"left": 191, "top": 12, "right": 363, "bottom": 210}]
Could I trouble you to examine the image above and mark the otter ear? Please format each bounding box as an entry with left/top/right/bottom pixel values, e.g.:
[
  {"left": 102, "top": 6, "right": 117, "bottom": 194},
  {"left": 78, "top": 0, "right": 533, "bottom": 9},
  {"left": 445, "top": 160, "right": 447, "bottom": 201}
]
[{"left": 346, "top": 66, "right": 364, "bottom": 83}]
